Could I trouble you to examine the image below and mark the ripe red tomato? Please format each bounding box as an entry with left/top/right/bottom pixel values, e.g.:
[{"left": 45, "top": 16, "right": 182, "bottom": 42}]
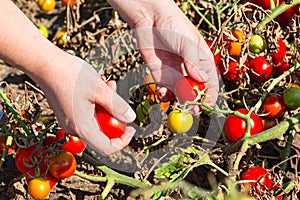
[
  {"left": 274, "top": 62, "right": 290, "bottom": 77},
  {"left": 249, "top": 56, "right": 273, "bottom": 81},
  {"left": 28, "top": 177, "right": 51, "bottom": 200},
  {"left": 48, "top": 151, "right": 76, "bottom": 179},
  {"left": 0, "top": 136, "right": 16, "bottom": 155},
  {"left": 174, "top": 77, "right": 205, "bottom": 104},
  {"left": 224, "top": 108, "right": 263, "bottom": 143},
  {"left": 15, "top": 145, "right": 47, "bottom": 174},
  {"left": 241, "top": 166, "right": 273, "bottom": 196},
  {"left": 219, "top": 61, "right": 246, "bottom": 82},
  {"left": 271, "top": 39, "right": 286, "bottom": 65},
  {"left": 55, "top": 130, "right": 86, "bottom": 155},
  {"left": 61, "top": 0, "right": 74, "bottom": 7},
  {"left": 283, "top": 86, "right": 300, "bottom": 110},
  {"left": 261, "top": 94, "right": 285, "bottom": 119},
  {"left": 95, "top": 105, "right": 126, "bottom": 139},
  {"left": 167, "top": 110, "right": 193, "bottom": 133},
  {"left": 38, "top": 0, "right": 56, "bottom": 12}
]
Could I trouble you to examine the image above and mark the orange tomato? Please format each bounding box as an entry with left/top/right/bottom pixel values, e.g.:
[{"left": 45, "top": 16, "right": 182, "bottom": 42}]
[
  {"left": 61, "top": 0, "right": 74, "bottom": 7},
  {"left": 28, "top": 177, "right": 51, "bottom": 200},
  {"left": 38, "top": 0, "right": 56, "bottom": 12}
]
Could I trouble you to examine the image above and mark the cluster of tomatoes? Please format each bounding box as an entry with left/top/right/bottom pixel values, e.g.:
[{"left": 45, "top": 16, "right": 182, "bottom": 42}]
[{"left": 14, "top": 130, "right": 85, "bottom": 199}]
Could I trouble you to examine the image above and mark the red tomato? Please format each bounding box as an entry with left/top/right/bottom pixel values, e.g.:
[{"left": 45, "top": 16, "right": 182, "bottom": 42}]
[
  {"left": 274, "top": 62, "right": 290, "bottom": 77},
  {"left": 43, "top": 135, "right": 56, "bottom": 147},
  {"left": 95, "top": 105, "right": 127, "bottom": 139},
  {"left": 271, "top": 39, "right": 286, "bottom": 65},
  {"left": 48, "top": 151, "right": 76, "bottom": 179},
  {"left": 219, "top": 61, "right": 246, "bottom": 82},
  {"left": 224, "top": 108, "right": 263, "bottom": 143},
  {"left": 249, "top": 56, "right": 273, "bottom": 81},
  {"left": 28, "top": 177, "right": 51, "bottom": 200},
  {"left": 26, "top": 164, "right": 57, "bottom": 189},
  {"left": 0, "top": 136, "right": 16, "bottom": 155},
  {"left": 15, "top": 145, "right": 48, "bottom": 174},
  {"left": 55, "top": 130, "right": 86, "bottom": 155},
  {"left": 261, "top": 94, "right": 285, "bottom": 119},
  {"left": 174, "top": 77, "right": 206, "bottom": 104},
  {"left": 61, "top": 0, "right": 74, "bottom": 7},
  {"left": 241, "top": 166, "right": 273, "bottom": 196}
]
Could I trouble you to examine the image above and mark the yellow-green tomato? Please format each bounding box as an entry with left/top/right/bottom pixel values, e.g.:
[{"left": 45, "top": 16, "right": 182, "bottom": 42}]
[
  {"left": 249, "top": 35, "right": 267, "bottom": 54},
  {"left": 38, "top": 25, "right": 49, "bottom": 38},
  {"left": 167, "top": 110, "right": 193, "bottom": 133}
]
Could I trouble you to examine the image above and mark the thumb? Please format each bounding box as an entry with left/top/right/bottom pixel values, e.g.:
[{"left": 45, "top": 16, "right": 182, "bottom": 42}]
[{"left": 94, "top": 78, "right": 136, "bottom": 123}]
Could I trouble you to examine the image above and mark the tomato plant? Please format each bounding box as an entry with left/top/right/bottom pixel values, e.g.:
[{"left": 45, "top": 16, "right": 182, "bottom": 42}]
[
  {"left": 15, "top": 145, "right": 47, "bottom": 174},
  {"left": 241, "top": 166, "right": 273, "bottom": 195},
  {"left": 95, "top": 105, "right": 126, "bottom": 139},
  {"left": 261, "top": 94, "right": 285, "bottom": 119},
  {"left": 55, "top": 129, "right": 86, "bottom": 155},
  {"left": 48, "top": 151, "right": 76, "bottom": 179},
  {"left": 283, "top": 86, "right": 300, "bottom": 110},
  {"left": 61, "top": 0, "right": 74, "bottom": 7},
  {"left": 249, "top": 56, "right": 273, "bottom": 81},
  {"left": 37, "top": 0, "right": 56, "bottom": 12},
  {"left": 0, "top": 136, "right": 15, "bottom": 155},
  {"left": 219, "top": 61, "right": 246, "bottom": 82},
  {"left": 224, "top": 108, "right": 263, "bottom": 143},
  {"left": 28, "top": 177, "right": 51, "bottom": 200},
  {"left": 174, "top": 77, "right": 205, "bottom": 104},
  {"left": 249, "top": 35, "right": 267, "bottom": 54},
  {"left": 271, "top": 39, "right": 286, "bottom": 65},
  {"left": 167, "top": 110, "right": 193, "bottom": 134}
]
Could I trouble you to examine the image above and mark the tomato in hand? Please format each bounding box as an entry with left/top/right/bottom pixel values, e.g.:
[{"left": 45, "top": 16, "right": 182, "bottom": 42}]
[
  {"left": 15, "top": 145, "right": 47, "bottom": 174},
  {"left": 38, "top": 0, "right": 56, "bottom": 12},
  {"left": 224, "top": 108, "right": 263, "bottom": 143},
  {"left": 95, "top": 105, "right": 126, "bottom": 139},
  {"left": 48, "top": 151, "right": 76, "bottom": 179},
  {"left": 241, "top": 166, "right": 273, "bottom": 196},
  {"left": 283, "top": 86, "right": 300, "bottom": 110},
  {"left": 249, "top": 35, "right": 267, "bottom": 54},
  {"left": 261, "top": 94, "right": 285, "bottom": 119},
  {"left": 271, "top": 39, "right": 286, "bottom": 65},
  {"left": 174, "top": 77, "right": 205, "bottom": 104},
  {"left": 61, "top": 0, "right": 74, "bottom": 7},
  {"left": 55, "top": 129, "right": 86, "bottom": 155},
  {"left": 249, "top": 56, "right": 273, "bottom": 81},
  {"left": 28, "top": 177, "right": 51, "bottom": 200},
  {"left": 219, "top": 61, "right": 246, "bottom": 82},
  {"left": 167, "top": 110, "right": 193, "bottom": 133}
]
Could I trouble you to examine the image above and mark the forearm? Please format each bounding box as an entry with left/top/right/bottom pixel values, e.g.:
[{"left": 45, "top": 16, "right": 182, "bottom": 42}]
[
  {"left": 106, "top": 0, "right": 178, "bottom": 27},
  {"left": 0, "top": 1, "right": 81, "bottom": 86}
]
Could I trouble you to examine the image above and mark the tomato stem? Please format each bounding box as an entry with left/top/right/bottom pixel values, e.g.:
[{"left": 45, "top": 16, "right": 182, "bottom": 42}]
[{"left": 259, "top": 0, "right": 300, "bottom": 28}]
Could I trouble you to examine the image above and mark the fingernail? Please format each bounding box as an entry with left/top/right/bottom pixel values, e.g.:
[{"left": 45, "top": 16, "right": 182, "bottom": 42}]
[{"left": 124, "top": 108, "right": 136, "bottom": 122}]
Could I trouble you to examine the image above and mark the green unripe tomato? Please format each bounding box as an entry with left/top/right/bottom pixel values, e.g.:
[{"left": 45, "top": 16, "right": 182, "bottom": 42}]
[
  {"left": 249, "top": 35, "right": 267, "bottom": 54},
  {"left": 283, "top": 87, "right": 300, "bottom": 110}
]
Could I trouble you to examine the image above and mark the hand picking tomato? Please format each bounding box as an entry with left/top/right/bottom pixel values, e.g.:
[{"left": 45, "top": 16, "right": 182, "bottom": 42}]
[
  {"left": 283, "top": 86, "right": 300, "bottom": 110},
  {"left": 241, "top": 166, "right": 273, "bottom": 196},
  {"left": 167, "top": 110, "right": 193, "bottom": 134},
  {"left": 15, "top": 145, "right": 48, "bottom": 174},
  {"left": 61, "top": 0, "right": 74, "bottom": 7},
  {"left": 174, "top": 77, "right": 205, "bottom": 104},
  {"left": 37, "top": 0, "right": 56, "bottom": 12},
  {"left": 55, "top": 129, "right": 86, "bottom": 155},
  {"left": 249, "top": 35, "right": 267, "bottom": 54},
  {"left": 271, "top": 39, "right": 286, "bottom": 65},
  {"left": 224, "top": 108, "right": 263, "bottom": 143},
  {"left": 28, "top": 177, "right": 51, "bottom": 200},
  {"left": 249, "top": 56, "right": 273, "bottom": 81},
  {"left": 219, "top": 61, "right": 246, "bottom": 82},
  {"left": 48, "top": 151, "right": 76, "bottom": 179},
  {"left": 95, "top": 105, "right": 126, "bottom": 139},
  {"left": 261, "top": 94, "right": 285, "bottom": 119}
]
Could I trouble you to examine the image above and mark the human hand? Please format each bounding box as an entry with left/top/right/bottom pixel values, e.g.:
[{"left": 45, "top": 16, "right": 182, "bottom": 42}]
[
  {"left": 37, "top": 55, "right": 136, "bottom": 156},
  {"left": 107, "top": 0, "right": 219, "bottom": 113}
]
